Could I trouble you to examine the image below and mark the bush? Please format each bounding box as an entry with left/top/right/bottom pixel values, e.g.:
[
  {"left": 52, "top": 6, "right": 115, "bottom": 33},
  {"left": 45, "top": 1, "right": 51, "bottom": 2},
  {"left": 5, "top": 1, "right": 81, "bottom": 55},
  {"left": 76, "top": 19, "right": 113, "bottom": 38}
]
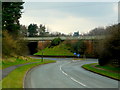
[
  {"left": 98, "top": 24, "right": 120, "bottom": 66},
  {"left": 98, "top": 50, "right": 111, "bottom": 66},
  {"left": 49, "top": 37, "right": 62, "bottom": 47},
  {"left": 71, "top": 40, "right": 87, "bottom": 55},
  {"left": 2, "top": 30, "right": 29, "bottom": 58},
  {"left": 64, "top": 40, "right": 87, "bottom": 55},
  {"left": 2, "top": 30, "right": 17, "bottom": 57}
]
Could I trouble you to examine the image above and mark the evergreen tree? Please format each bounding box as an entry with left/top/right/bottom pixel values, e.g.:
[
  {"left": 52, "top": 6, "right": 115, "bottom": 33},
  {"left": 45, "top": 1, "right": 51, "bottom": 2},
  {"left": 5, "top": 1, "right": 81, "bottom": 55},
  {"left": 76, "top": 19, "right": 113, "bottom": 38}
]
[
  {"left": 2, "top": 2, "right": 24, "bottom": 34},
  {"left": 28, "top": 24, "right": 38, "bottom": 37}
]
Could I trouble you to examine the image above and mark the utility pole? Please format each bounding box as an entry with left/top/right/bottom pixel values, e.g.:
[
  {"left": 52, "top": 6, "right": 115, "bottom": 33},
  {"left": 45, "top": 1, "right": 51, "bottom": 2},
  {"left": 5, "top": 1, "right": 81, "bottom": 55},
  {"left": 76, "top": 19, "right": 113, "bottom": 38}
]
[{"left": 41, "top": 37, "right": 43, "bottom": 62}]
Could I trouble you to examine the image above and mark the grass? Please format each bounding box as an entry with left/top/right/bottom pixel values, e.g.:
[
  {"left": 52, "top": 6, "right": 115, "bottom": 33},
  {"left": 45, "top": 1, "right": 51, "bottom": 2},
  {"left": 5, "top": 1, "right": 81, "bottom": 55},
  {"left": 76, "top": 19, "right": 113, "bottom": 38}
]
[
  {"left": 82, "top": 63, "right": 120, "bottom": 80},
  {"left": 1, "top": 59, "right": 56, "bottom": 88},
  {"left": 34, "top": 43, "right": 75, "bottom": 56},
  {"left": 1, "top": 57, "right": 42, "bottom": 69},
  {"left": 95, "top": 65, "right": 120, "bottom": 72}
]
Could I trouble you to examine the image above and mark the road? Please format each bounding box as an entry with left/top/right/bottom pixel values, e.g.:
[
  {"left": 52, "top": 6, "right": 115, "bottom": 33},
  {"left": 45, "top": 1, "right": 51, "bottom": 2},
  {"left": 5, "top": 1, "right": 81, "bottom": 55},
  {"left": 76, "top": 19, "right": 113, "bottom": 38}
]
[{"left": 24, "top": 58, "right": 119, "bottom": 88}]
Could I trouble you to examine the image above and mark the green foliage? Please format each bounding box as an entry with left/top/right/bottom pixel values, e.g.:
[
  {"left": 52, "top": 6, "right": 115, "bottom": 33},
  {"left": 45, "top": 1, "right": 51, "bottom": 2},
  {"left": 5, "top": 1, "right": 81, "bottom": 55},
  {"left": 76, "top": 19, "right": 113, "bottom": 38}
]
[
  {"left": 2, "top": 2, "right": 29, "bottom": 58},
  {"left": 72, "top": 40, "right": 87, "bottom": 54},
  {"left": 2, "top": 30, "right": 29, "bottom": 57},
  {"left": 2, "top": 30, "right": 17, "bottom": 56},
  {"left": 34, "top": 43, "right": 75, "bottom": 56},
  {"left": 2, "top": 56, "right": 39, "bottom": 69},
  {"left": 2, "top": 2, "right": 24, "bottom": 34},
  {"left": 28, "top": 24, "right": 38, "bottom": 37},
  {"left": 82, "top": 63, "right": 120, "bottom": 80},
  {"left": 64, "top": 40, "right": 87, "bottom": 55},
  {"left": 98, "top": 50, "right": 111, "bottom": 66},
  {"left": 96, "top": 65, "right": 120, "bottom": 72},
  {"left": 98, "top": 24, "right": 120, "bottom": 66},
  {"left": 49, "top": 37, "right": 62, "bottom": 47}
]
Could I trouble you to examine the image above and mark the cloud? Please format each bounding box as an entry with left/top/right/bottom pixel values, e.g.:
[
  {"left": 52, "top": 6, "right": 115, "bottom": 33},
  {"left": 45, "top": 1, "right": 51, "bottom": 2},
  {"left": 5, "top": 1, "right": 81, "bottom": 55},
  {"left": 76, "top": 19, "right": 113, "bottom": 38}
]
[
  {"left": 20, "top": 3, "right": 118, "bottom": 34},
  {"left": 20, "top": 10, "right": 98, "bottom": 34},
  {"left": 46, "top": 16, "right": 99, "bottom": 34},
  {"left": 113, "top": 3, "right": 118, "bottom": 14}
]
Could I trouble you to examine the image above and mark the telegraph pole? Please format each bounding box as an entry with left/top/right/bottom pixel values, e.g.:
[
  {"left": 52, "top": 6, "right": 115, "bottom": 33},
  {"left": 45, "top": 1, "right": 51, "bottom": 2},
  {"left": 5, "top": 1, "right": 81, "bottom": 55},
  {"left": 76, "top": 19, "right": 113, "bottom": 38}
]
[{"left": 41, "top": 37, "right": 43, "bottom": 62}]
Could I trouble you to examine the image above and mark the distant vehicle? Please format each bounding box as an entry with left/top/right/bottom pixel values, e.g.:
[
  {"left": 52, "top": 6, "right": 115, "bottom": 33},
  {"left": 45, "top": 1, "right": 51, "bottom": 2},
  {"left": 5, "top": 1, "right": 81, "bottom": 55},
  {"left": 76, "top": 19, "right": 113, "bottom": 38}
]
[{"left": 73, "top": 31, "right": 79, "bottom": 36}]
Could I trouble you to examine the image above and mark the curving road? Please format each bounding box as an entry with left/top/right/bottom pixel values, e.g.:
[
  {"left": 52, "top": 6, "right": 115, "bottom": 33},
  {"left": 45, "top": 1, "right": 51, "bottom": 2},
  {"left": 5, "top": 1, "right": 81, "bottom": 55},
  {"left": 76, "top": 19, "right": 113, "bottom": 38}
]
[{"left": 24, "top": 58, "right": 118, "bottom": 88}]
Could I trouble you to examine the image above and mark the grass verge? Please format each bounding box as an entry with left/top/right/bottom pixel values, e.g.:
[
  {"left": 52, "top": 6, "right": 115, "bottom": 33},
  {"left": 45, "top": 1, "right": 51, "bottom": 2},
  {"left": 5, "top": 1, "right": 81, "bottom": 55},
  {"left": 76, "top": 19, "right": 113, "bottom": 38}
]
[
  {"left": 82, "top": 63, "right": 120, "bottom": 80},
  {"left": 1, "top": 57, "right": 43, "bottom": 69},
  {"left": 1, "top": 59, "right": 56, "bottom": 88},
  {"left": 34, "top": 43, "right": 75, "bottom": 56}
]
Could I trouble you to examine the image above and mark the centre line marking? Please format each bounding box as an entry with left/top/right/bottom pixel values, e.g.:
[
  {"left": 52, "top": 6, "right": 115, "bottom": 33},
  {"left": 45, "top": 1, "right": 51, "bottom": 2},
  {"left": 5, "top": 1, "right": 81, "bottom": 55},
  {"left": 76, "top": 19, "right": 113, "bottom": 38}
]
[
  {"left": 70, "top": 77, "right": 86, "bottom": 87},
  {"left": 59, "top": 62, "right": 87, "bottom": 87}
]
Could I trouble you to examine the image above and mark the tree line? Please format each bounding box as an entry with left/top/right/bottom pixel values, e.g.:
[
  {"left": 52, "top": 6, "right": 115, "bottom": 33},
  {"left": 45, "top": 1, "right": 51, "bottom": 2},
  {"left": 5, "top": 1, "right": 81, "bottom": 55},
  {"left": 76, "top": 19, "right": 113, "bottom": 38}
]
[
  {"left": 20, "top": 24, "right": 48, "bottom": 37},
  {"left": 97, "top": 24, "right": 120, "bottom": 67},
  {"left": 84, "top": 24, "right": 120, "bottom": 67},
  {"left": 20, "top": 24, "right": 67, "bottom": 37},
  {"left": 63, "top": 24, "right": 120, "bottom": 67},
  {"left": 2, "top": 2, "right": 28, "bottom": 58},
  {"left": 2, "top": 2, "right": 120, "bottom": 68}
]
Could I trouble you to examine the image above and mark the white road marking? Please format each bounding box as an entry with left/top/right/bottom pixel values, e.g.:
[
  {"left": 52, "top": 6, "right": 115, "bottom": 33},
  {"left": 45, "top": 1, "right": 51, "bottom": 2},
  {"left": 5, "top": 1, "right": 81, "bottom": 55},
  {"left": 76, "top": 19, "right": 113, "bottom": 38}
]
[
  {"left": 70, "top": 77, "right": 86, "bottom": 87},
  {"left": 62, "top": 71, "right": 68, "bottom": 76},
  {"left": 60, "top": 66, "right": 62, "bottom": 71},
  {"left": 60, "top": 65, "right": 68, "bottom": 76},
  {"left": 59, "top": 62, "right": 87, "bottom": 87},
  {"left": 72, "top": 60, "right": 80, "bottom": 62}
]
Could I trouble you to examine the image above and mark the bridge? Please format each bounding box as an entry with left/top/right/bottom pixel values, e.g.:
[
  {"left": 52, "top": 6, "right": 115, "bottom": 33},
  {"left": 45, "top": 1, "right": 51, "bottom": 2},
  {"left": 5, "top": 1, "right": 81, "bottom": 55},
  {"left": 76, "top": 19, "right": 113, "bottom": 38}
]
[
  {"left": 25, "top": 35, "right": 105, "bottom": 55},
  {"left": 24, "top": 35, "right": 105, "bottom": 42}
]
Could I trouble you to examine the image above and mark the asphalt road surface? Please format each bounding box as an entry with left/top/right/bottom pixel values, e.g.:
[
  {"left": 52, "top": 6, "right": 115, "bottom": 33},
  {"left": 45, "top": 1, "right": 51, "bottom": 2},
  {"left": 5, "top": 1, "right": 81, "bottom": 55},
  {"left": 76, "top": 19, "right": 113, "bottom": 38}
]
[{"left": 24, "top": 58, "right": 119, "bottom": 88}]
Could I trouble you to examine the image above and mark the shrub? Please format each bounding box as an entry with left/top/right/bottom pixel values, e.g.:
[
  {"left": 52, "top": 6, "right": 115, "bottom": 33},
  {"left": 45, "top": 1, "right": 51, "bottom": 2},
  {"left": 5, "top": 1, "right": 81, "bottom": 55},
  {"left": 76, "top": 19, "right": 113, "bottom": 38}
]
[
  {"left": 73, "top": 40, "right": 87, "bottom": 55},
  {"left": 49, "top": 37, "right": 62, "bottom": 47},
  {"left": 98, "top": 24, "right": 120, "bottom": 66},
  {"left": 98, "top": 50, "right": 111, "bottom": 66},
  {"left": 2, "top": 30, "right": 29, "bottom": 58},
  {"left": 64, "top": 40, "right": 87, "bottom": 55}
]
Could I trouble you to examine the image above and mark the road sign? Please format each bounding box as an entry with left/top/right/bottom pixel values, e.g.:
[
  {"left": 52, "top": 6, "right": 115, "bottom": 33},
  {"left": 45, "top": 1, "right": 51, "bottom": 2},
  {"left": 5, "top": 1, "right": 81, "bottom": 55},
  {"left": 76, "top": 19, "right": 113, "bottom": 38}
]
[
  {"left": 77, "top": 54, "right": 80, "bottom": 57},
  {"left": 74, "top": 52, "right": 77, "bottom": 55}
]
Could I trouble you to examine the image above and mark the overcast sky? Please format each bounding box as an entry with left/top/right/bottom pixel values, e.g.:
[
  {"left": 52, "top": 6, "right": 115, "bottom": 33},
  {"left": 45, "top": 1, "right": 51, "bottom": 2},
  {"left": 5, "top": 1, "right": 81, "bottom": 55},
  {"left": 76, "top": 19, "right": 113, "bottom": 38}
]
[{"left": 19, "top": 2, "right": 118, "bottom": 34}]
